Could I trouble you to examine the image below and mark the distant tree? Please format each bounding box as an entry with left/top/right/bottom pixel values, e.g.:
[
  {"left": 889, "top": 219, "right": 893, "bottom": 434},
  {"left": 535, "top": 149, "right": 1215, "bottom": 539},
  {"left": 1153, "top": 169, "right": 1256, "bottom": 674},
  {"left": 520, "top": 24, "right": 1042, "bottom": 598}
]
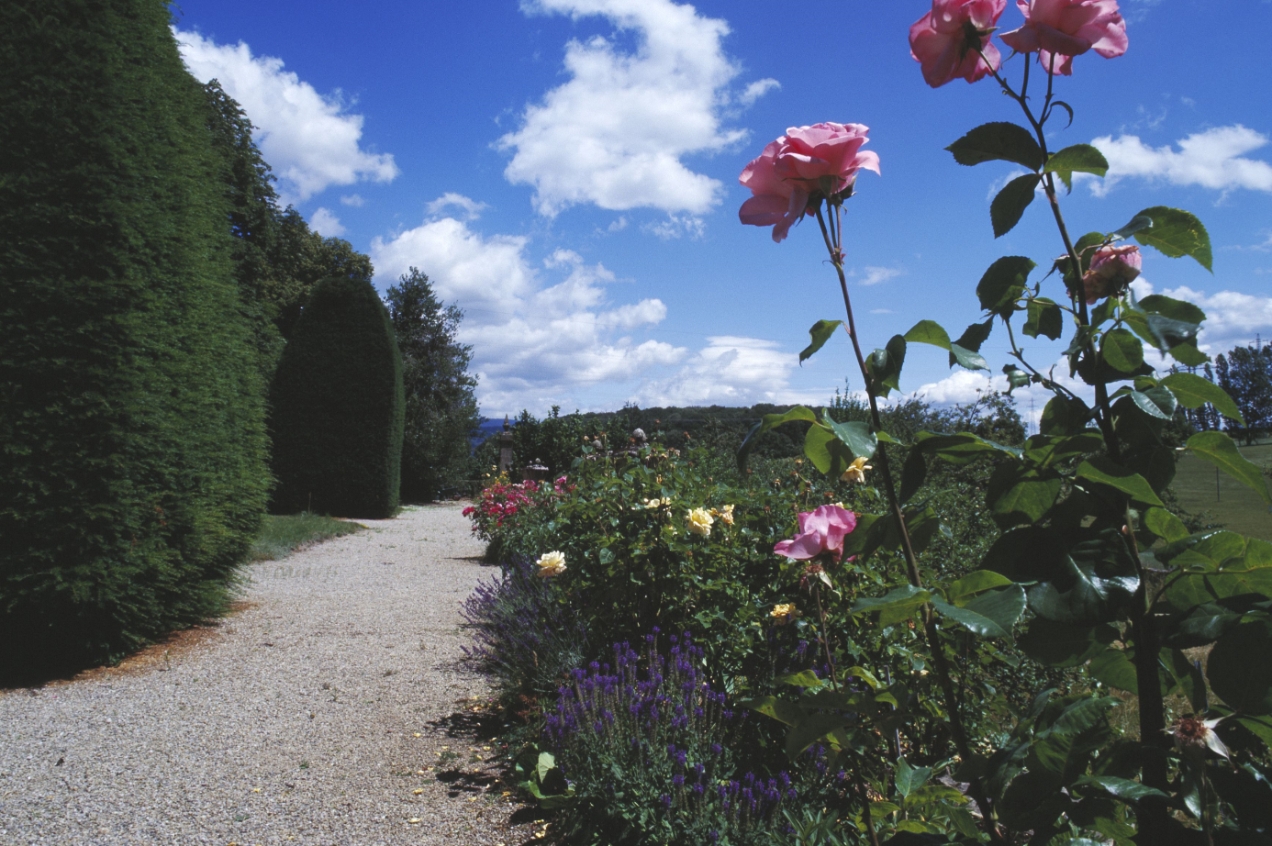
[
  {"left": 200, "top": 79, "right": 374, "bottom": 348},
  {"left": 385, "top": 268, "right": 481, "bottom": 501},
  {"left": 1215, "top": 345, "right": 1272, "bottom": 444},
  {"left": 270, "top": 277, "right": 404, "bottom": 518}
]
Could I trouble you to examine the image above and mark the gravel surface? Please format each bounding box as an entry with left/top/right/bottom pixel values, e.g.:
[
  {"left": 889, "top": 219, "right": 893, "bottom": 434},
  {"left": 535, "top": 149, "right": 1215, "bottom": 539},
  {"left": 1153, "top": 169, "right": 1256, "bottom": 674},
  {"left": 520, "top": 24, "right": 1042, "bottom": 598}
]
[{"left": 0, "top": 503, "right": 534, "bottom": 846}]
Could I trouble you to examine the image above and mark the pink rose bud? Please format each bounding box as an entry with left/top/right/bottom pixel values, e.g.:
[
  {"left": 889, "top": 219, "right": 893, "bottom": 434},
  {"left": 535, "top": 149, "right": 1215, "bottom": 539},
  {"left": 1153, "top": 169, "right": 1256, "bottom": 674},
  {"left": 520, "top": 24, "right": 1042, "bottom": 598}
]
[
  {"left": 739, "top": 123, "right": 880, "bottom": 243},
  {"left": 909, "top": 0, "right": 1007, "bottom": 88},
  {"left": 1082, "top": 243, "right": 1141, "bottom": 303},
  {"left": 999, "top": 0, "right": 1128, "bottom": 76}
]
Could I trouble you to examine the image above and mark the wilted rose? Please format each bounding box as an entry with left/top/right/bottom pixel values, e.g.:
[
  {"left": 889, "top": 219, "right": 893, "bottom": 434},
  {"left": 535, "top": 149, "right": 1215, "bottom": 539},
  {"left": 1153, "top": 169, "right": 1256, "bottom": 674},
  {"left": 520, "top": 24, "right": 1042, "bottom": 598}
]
[
  {"left": 840, "top": 456, "right": 873, "bottom": 485},
  {"left": 739, "top": 123, "right": 880, "bottom": 243},
  {"left": 1000, "top": 0, "right": 1128, "bottom": 76},
  {"left": 1082, "top": 243, "right": 1141, "bottom": 303},
  {"left": 770, "top": 603, "right": 799, "bottom": 625},
  {"left": 711, "top": 504, "right": 735, "bottom": 525},
  {"left": 909, "top": 0, "right": 1007, "bottom": 88}
]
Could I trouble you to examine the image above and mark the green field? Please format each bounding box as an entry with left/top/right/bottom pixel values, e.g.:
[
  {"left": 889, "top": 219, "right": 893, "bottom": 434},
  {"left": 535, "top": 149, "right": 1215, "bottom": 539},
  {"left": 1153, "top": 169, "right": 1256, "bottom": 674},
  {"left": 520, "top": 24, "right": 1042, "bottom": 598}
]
[{"left": 1170, "top": 440, "right": 1272, "bottom": 541}]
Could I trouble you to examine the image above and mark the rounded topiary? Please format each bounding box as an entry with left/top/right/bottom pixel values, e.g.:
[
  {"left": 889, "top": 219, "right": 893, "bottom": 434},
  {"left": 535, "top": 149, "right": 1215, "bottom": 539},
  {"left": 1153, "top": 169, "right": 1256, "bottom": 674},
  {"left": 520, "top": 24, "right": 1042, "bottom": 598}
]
[
  {"left": 270, "top": 277, "right": 405, "bottom": 518},
  {"left": 0, "top": 0, "right": 270, "bottom": 676}
]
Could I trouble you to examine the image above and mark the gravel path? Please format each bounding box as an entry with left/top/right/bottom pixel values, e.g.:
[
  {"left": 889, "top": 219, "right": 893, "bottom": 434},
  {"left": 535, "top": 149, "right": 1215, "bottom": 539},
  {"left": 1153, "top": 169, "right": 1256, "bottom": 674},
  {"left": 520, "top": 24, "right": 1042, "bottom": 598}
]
[{"left": 0, "top": 503, "right": 531, "bottom": 846}]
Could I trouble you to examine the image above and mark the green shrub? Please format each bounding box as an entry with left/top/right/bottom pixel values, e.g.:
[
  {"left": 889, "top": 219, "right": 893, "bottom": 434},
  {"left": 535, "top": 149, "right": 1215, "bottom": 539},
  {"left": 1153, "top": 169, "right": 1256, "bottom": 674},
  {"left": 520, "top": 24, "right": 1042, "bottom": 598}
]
[
  {"left": 269, "top": 276, "right": 404, "bottom": 518},
  {"left": 0, "top": 0, "right": 269, "bottom": 674}
]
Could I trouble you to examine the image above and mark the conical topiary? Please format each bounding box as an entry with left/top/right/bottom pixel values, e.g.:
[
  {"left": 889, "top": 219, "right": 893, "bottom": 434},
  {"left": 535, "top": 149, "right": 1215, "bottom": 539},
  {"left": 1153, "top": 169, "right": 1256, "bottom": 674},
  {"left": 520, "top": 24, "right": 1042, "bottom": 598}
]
[{"left": 270, "top": 276, "right": 404, "bottom": 518}]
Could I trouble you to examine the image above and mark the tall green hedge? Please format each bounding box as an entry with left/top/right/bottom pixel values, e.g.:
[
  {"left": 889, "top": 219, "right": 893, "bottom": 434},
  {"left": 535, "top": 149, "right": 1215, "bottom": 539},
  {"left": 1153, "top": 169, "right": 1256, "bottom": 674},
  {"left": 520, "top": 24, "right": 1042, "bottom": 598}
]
[
  {"left": 0, "top": 0, "right": 270, "bottom": 675},
  {"left": 270, "top": 277, "right": 405, "bottom": 518}
]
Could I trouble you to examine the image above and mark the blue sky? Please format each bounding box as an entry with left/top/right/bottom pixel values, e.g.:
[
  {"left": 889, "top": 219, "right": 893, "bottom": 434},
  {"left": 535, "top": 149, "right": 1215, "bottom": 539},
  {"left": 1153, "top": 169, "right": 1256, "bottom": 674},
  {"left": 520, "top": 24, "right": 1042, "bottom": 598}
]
[{"left": 172, "top": 0, "right": 1272, "bottom": 422}]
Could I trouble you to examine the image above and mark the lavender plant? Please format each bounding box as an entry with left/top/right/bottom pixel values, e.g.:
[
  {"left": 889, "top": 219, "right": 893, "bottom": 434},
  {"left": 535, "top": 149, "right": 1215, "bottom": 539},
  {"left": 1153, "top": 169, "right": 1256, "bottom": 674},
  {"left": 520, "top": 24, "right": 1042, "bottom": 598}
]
[
  {"left": 544, "top": 629, "right": 795, "bottom": 846},
  {"left": 461, "top": 556, "right": 587, "bottom": 714}
]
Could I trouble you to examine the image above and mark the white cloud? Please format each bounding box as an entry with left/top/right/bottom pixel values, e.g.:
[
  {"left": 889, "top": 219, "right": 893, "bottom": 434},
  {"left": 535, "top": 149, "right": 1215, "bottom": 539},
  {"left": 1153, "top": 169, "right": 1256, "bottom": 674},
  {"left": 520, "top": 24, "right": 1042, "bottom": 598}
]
[
  {"left": 1091, "top": 125, "right": 1272, "bottom": 196},
  {"left": 738, "top": 78, "right": 780, "bottom": 106},
  {"left": 860, "top": 266, "right": 904, "bottom": 286},
  {"left": 499, "top": 0, "right": 761, "bottom": 217},
  {"left": 371, "top": 216, "right": 686, "bottom": 414},
  {"left": 309, "top": 207, "right": 345, "bottom": 237},
  {"left": 175, "top": 29, "right": 398, "bottom": 204},
  {"left": 633, "top": 336, "right": 814, "bottom": 407},
  {"left": 426, "top": 192, "right": 489, "bottom": 221},
  {"left": 1156, "top": 284, "right": 1272, "bottom": 353},
  {"left": 643, "top": 214, "right": 706, "bottom": 240},
  {"left": 340, "top": 194, "right": 365, "bottom": 207},
  {"left": 870, "top": 308, "right": 895, "bottom": 315}
]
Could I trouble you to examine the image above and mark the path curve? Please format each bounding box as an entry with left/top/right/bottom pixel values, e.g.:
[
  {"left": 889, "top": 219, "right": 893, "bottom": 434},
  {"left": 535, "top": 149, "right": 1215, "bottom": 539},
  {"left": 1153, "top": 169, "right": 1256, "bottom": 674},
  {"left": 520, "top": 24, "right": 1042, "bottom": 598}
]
[{"left": 0, "top": 504, "right": 521, "bottom": 845}]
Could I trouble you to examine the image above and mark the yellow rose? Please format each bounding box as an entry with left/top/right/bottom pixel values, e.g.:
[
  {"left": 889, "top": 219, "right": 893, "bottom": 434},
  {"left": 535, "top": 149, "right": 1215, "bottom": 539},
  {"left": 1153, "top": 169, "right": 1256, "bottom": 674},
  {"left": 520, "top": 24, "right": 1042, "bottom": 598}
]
[
  {"left": 686, "top": 508, "right": 714, "bottom": 537},
  {"left": 841, "top": 456, "right": 872, "bottom": 485},
  {"left": 535, "top": 550, "right": 567, "bottom": 577},
  {"left": 770, "top": 603, "right": 799, "bottom": 625},
  {"left": 711, "top": 504, "right": 735, "bottom": 525}
]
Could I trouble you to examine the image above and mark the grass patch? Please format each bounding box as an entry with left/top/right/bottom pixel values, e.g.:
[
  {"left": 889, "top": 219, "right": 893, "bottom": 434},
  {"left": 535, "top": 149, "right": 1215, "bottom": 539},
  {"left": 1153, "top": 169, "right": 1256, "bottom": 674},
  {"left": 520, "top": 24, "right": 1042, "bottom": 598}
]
[
  {"left": 249, "top": 513, "right": 363, "bottom": 561},
  {"left": 1171, "top": 440, "right": 1272, "bottom": 541}
]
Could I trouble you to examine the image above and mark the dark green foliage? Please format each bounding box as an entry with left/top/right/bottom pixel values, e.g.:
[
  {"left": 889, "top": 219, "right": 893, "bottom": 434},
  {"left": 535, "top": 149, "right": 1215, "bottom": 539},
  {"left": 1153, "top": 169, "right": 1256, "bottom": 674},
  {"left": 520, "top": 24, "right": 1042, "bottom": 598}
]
[
  {"left": 270, "top": 277, "right": 404, "bottom": 518},
  {"left": 385, "top": 268, "right": 481, "bottom": 501},
  {"left": 0, "top": 0, "right": 269, "bottom": 674}
]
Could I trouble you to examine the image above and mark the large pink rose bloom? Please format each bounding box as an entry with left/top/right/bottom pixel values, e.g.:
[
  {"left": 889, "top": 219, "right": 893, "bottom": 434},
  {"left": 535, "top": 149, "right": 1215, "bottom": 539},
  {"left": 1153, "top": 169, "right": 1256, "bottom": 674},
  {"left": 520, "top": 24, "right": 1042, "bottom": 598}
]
[
  {"left": 1000, "top": 0, "right": 1128, "bottom": 75},
  {"left": 774, "top": 504, "right": 858, "bottom": 562},
  {"left": 739, "top": 123, "right": 880, "bottom": 243},
  {"left": 909, "top": 0, "right": 1007, "bottom": 88}
]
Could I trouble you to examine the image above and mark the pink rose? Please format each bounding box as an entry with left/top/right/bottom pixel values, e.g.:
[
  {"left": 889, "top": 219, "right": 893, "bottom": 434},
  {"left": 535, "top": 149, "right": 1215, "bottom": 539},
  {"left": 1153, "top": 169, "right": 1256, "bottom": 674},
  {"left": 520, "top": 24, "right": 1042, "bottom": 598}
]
[
  {"left": 909, "top": 0, "right": 1007, "bottom": 88},
  {"left": 1082, "top": 243, "right": 1141, "bottom": 303},
  {"left": 774, "top": 504, "right": 858, "bottom": 561},
  {"left": 739, "top": 123, "right": 880, "bottom": 243},
  {"left": 999, "top": 0, "right": 1128, "bottom": 76}
]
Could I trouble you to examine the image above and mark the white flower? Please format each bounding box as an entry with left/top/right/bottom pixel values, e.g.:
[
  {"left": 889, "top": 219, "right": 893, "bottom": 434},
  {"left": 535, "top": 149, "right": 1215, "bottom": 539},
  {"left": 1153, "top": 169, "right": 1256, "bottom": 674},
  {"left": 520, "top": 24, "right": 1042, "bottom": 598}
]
[
  {"left": 686, "top": 508, "right": 714, "bottom": 537},
  {"left": 1169, "top": 715, "right": 1230, "bottom": 762},
  {"left": 535, "top": 550, "right": 567, "bottom": 578}
]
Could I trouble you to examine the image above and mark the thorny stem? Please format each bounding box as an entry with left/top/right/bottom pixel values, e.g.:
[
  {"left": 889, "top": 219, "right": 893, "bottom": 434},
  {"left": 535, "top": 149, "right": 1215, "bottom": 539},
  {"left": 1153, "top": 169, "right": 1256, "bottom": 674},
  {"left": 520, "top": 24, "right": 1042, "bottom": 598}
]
[
  {"left": 814, "top": 204, "right": 1007, "bottom": 846},
  {"left": 986, "top": 44, "right": 1171, "bottom": 837}
]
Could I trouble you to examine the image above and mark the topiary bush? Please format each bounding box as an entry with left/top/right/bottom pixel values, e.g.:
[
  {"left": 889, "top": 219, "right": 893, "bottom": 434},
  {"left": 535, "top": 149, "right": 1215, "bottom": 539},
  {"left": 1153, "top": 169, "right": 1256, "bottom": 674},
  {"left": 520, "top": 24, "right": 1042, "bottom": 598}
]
[
  {"left": 269, "top": 276, "right": 404, "bottom": 518},
  {"left": 0, "top": 0, "right": 270, "bottom": 676}
]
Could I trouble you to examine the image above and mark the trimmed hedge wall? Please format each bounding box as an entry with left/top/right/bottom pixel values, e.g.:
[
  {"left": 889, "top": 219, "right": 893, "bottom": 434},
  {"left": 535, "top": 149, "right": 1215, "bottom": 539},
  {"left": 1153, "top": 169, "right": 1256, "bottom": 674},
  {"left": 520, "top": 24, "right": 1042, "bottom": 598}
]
[
  {"left": 0, "top": 0, "right": 270, "bottom": 674},
  {"left": 270, "top": 277, "right": 405, "bottom": 519}
]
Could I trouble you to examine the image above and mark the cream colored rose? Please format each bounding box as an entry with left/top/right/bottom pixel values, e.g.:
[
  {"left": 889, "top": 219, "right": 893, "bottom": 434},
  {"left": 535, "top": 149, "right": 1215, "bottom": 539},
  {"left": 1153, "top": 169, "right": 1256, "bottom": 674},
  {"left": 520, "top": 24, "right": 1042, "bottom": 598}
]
[
  {"left": 643, "top": 497, "right": 667, "bottom": 509},
  {"left": 770, "top": 603, "right": 799, "bottom": 625},
  {"left": 686, "top": 508, "right": 714, "bottom": 537},
  {"left": 535, "top": 550, "right": 567, "bottom": 577}
]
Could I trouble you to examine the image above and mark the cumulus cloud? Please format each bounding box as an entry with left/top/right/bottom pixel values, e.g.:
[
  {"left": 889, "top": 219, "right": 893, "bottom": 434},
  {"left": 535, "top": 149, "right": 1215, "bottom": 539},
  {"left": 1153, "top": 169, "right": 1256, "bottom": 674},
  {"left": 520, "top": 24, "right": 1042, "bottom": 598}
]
[
  {"left": 1091, "top": 125, "right": 1272, "bottom": 196},
  {"left": 309, "top": 207, "right": 345, "bottom": 237},
  {"left": 860, "top": 266, "right": 904, "bottom": 287},
  {"left": 499, "top": 0, "right": 765, "bottom": 217},
  {"left": 175, "top": 29, "right": 398, "bottom": 204},
  {"left": 738, "top": 78, "right": 780, "bottom": 106},
  {"left": 371, "top": 216, "right": 686, "bottom": 413},
  {"left": 644, "top": 215, "right": 706, "bottom": 240},
  {"left": 632, "top": 336, "right": 812, "bottom": 407},
  {"left": 340, "top": 194, "right": 365, "bottom": 207},
  {"left": 426, "top": 192, "right": 489, "bottom": 221},
  {"left": 1133, "top": 279, "right": 1272, "bottom": 353}
]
